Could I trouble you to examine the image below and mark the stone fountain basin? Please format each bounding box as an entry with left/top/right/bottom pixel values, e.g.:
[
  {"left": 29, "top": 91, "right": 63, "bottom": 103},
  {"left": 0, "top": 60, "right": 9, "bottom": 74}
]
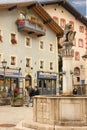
[{"left": 33, "top": 95, "right": 87, "bottom": 126}]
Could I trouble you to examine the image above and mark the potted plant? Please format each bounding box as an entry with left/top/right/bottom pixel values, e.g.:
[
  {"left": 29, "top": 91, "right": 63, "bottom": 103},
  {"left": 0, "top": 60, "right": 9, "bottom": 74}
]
[
  {"left": 11, "top": 38, "right": 17, "bottom": 44},
  {"left": 11, "top": 88, "right": 24, "bottom": 107},
  {"left": 16, "top": 19, "right": 25, "bottom": 26}
]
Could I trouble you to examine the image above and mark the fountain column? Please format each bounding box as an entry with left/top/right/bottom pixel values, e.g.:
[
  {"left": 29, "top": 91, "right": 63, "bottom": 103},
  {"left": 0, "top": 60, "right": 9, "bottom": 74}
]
[
  {"left": 62, "top": 23, "right": 76, "bottom": 95},
  {"left": 62, "top": 45, "right": 73, "bottom": 94}
]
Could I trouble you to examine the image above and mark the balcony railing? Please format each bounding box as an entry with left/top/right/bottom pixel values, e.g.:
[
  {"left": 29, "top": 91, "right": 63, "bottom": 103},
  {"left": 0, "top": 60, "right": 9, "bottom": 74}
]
[{"left": 16, "top": 19, "right": 46, "bottom": 37}]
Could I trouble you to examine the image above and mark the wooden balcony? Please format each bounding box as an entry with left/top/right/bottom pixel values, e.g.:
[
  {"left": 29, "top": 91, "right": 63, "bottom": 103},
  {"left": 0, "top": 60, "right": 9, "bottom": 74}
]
[{"left": 16, "top": 19, "right": 46, "bottom": 37}]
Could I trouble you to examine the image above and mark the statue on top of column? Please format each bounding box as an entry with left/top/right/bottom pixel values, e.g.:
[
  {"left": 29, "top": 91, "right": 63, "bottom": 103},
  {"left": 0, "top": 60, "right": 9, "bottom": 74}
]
[
  {"left": 62, "top": 23, "right": 76, "bottom": 56},
  {"left": 64, "top": 23, "right": 76, "bottom": 43}
]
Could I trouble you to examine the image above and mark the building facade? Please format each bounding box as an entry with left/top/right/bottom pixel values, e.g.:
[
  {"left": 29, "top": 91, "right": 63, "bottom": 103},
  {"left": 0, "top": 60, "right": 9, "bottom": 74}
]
[
  {"left": 0, "top": 1, "right": 63, "bottom": 94},
  {"left": 41, "top": 0, "right": 87, "bottom": 86}
]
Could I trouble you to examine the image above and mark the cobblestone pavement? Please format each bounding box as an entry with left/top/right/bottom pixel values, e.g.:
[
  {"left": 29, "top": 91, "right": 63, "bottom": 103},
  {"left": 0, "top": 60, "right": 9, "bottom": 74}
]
[{"left": 0, "top": 105, "right": 33, "bottom": 130}]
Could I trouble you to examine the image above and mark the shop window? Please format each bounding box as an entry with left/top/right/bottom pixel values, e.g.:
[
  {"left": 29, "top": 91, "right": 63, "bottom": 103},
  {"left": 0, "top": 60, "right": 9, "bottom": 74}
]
[
  {"left": 69, "top": 21, "right": 74, "bottom": 30},
  {"left": 38, "top": 80, "right": 46, "bottom": 88},
  {"left": 79, "top": 26, "right": 84, "bottom": 33},
  {"left": 75, "top": 52, "right": 80, "bottom": 61},
  {"left": 60, "top": 18, "right": 66, "bottom": 28},
  {"left": 40, "top": 60, "right": 44, "bottom": 69},
  {"left": 25, "top": 37, "right": 32, "bottom": 47},
  {"left": 11, "top": 56, "right": 16, "bottom": 65},
  {"left": 26, "top": 58, "right": 31, "bottom": 67},
  {"left": 0, "top": 30, "right": 3, "bottom": 42},
  {"left": 50, "top": 62, "right": 53, "bottom": 70},
  {"left": 78, "top": 39, "right": 83, "bottom": 48},
  {"left": 11, "top": 33, "right": 17, "bottom": 44},
  {"left": 53, "top": 16, "right": 59, "bottom": 24},
  {"left": 39, "top": 41, "right": 44, "bottom": 50}
]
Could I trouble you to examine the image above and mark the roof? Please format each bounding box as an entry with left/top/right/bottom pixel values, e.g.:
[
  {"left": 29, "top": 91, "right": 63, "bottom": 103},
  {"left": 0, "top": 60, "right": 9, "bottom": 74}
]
[
  {"left": 0, "top": 1, "right": 63, "bottom": 37},
  {"left": 40, "top": 0, "right": 87, "bottom": 26}
]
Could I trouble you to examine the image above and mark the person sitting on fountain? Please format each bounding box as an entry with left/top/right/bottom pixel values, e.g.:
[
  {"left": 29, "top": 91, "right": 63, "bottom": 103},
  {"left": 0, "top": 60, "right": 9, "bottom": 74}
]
[{"left": 73, "top": 87, "right": 78, "bottom": 95}]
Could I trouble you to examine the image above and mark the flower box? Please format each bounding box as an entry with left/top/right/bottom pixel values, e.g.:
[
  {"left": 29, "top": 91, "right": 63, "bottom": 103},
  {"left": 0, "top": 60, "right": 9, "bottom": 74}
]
[
  {"left": 11, "top": 95, "right": 24, "bottom": 107},
  {"left": 17, "top": 19, "right": 25, "bottom": 26},
  {"left": 11, "top": 39, "right": 17, "bottom": 44}
]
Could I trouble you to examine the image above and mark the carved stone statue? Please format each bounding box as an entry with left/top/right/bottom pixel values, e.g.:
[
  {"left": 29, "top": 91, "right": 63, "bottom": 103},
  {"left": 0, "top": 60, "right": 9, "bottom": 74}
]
[
  {"left": 62, "top": 23, "right": 76, "bottom": 57},
  {"left": 64, "top": 23, "right": 76, "bottom": 43}
]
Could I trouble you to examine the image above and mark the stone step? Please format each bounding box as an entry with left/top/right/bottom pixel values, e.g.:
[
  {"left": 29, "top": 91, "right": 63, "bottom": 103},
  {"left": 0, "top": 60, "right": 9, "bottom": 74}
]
[
  {"left": 14, "top": 126, "right": 34, "bottom": 130},
  {"left": 14, "top": 120, "right": 87, "bottom": 130},
  {"left": 14, "top": 121, "right": 35, "bottom": 130}
]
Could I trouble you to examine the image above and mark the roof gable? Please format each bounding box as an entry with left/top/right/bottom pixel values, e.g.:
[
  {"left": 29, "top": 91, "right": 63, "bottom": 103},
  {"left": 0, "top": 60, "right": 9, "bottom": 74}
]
[
  {"left": 0, "top": 1, "right": 63, "bottom": 37},
  {"left": 40, "top": 0, "right": 87, "bottom": 26}
]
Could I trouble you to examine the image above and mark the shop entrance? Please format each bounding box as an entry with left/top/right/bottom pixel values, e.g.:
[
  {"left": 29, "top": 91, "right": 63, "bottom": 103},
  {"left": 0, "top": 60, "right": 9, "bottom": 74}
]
[
  {"left": 37, "top": 71, "right": 57, "bottom": 95},
  {"left": 25, "top": 74, "right": 32, "bottom": 89}
]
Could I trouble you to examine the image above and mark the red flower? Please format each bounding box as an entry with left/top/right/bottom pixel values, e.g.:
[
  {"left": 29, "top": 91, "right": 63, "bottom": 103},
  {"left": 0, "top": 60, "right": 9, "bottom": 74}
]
[
  {"left": 17, "top": 19, "right": 25, "bottom": 26},
  {"left": 14, "top": 88, "right": 19, "bottom": 94},
  {"left": 11, "top": 39, "right": 17, "bottom": 44}
]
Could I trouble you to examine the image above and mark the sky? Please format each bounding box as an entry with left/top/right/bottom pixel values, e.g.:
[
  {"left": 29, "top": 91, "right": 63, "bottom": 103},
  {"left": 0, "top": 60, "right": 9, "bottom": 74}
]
[
  {"left": 0, "top": 0, "right": 86, "bottom": 17},
  {"left": 67, "top": 0, "right": 86, "bottom": 16}
]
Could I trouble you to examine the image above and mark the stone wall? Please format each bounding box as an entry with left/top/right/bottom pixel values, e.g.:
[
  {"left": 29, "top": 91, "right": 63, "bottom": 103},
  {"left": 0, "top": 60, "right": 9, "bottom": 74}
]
[{"left": 33, "top": 95, "right": 87, "bottom": 126}]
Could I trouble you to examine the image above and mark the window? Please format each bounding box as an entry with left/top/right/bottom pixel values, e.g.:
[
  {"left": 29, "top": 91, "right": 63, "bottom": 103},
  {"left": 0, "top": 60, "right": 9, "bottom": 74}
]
[
  {"left": 11, "top": 33, "right": 17, "bottom": 44},
  {"left": 78, "top": 39, "right": 83, "bottom": 47},
  {"left": 79, "top": 26, "right": 84, "bottom": 33},
  {"left": 75, "top": 52, "right": 80, "bottom": 61},
  {"left": 50, "top": 44, "right": 53, "bottom": 52},
  {"left": 60, "top": 18, "right": 66, "bottom": 28},
  {"left": 69, "top": 21, "right": 74, "bottom": 30},
  {"left": 40, "top": 60, "right": 44, "bottom": 69},
  {"left": 39, "top": 41, "right": 44, "bottom": 49},
  {"left": 25, "top": 37, "right": 32, "bottom": 47},
  {"left": 11, "top": 56, "right": 16, "bottom": 65},
  {"left": 77, "top": 77, "right": 80, "bottom": 82},
  {"left": 50, "top": 62, "right": 53, "bottom": 70},
  {"left": 0, "top": 30, "right": 3, "bottom": 42},
  {"left": 74, "top": 67, "right": 80, "bottom": 75},
  {"left": 53, "top": 16, "right": 58, "bottom": 24},
  {"left": 26, "top": 58, "right": 31, "bottom": 67}
]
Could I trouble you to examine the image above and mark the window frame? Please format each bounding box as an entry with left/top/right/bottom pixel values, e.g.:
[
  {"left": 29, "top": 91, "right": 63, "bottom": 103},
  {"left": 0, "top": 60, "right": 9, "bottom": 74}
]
[
  {"left": 25, "top": 36, "right": 32, "bottom": 48},
  {"left": 78, "top": 38, "right": 83, "bottom": 48},
  {"left": 25, "top": 57, "right": 32, "bottom": 68},
  {"left": 60, "top": 18, "right": 66, "bottom": 28},
  {"left": 39, "top": 40, "right": 44, "bottom": 50},
  {"left": 11, "top": 33, "right": 17, "bottom": 45},
  {"left": 39, "top": 60, "right": 44, "bottom": 70},
  {"left": 75, "top": 51, "right": 80, "bottom": 61},
  {"left": 10, "top": 56, "right": 16, "bottom": 66}
]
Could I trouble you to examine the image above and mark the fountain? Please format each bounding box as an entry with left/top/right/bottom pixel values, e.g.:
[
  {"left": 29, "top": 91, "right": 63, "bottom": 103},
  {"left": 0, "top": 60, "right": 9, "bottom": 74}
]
[{"left": 14, "top": 24, "right": 87, "bottom": 130}]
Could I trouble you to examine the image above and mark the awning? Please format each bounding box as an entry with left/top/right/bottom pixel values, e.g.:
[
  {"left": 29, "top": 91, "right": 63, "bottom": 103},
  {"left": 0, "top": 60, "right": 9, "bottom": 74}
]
[{"left": 0, "top": 74, "right": 30, "bottom": 80}]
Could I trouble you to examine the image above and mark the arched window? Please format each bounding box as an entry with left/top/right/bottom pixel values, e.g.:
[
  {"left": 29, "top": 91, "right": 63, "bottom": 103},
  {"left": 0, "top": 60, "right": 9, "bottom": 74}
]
[
  {"left": 25, "top": 75, "right": 32, "bottom": 88},
  {"left": 74, "top": 67, "right": 80, "bottom": 75}
]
